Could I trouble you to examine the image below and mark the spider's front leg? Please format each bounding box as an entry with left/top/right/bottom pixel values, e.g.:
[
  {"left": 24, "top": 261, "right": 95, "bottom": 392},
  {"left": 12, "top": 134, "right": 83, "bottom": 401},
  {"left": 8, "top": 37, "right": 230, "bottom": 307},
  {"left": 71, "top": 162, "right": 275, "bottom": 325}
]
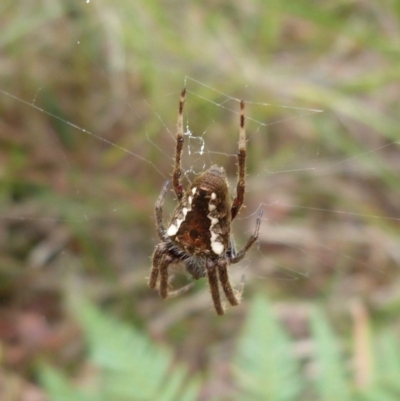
[
  {"left": 172, "top": 88, "right": 186, "bottom": 201},
  {"left": 231, "top": 100, "right": 247, "bottom": 220},
  {"left": 155, "top": 181, "right": 170, "bottom": 241}
]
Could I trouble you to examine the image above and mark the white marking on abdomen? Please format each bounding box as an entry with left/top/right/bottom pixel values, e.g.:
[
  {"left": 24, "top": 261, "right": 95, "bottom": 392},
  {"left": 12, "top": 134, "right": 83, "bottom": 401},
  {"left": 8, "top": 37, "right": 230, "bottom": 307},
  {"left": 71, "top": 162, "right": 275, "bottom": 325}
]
[
  {"left": 208, "top": 193, "right": 224, "bottom": 255},
  {"left": 167, "top": 187, "right": 196, "bottom": 237}
]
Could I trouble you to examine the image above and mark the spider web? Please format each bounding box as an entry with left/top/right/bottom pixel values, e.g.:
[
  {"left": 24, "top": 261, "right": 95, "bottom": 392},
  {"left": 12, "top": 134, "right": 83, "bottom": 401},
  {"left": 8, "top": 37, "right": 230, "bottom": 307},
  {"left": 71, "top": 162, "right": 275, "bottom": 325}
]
[
  {"left": 2, "top": 73, "right": 398, "bottom": 300},
  {"left": 174, "top": 78, "right": 400, "bottom": 296},
  {"left": 1, "top": 3, "right": 399, "bottom": 315}
]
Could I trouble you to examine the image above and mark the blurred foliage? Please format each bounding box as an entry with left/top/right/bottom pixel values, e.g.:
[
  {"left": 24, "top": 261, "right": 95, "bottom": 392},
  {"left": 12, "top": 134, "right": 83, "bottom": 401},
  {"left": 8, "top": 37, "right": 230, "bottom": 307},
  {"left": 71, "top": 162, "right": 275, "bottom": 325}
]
[
  {"left": 233, "top": 295, "right": 303, "bottom": 400},
  {"left": 40, "top": 295, "right": 201, "bottom": 401},
  {"left": 39, "top": 296, "right": 400, "bottom": 401},
  {"left": 1, "top": 0, "right": 400, "bottom": 400}
]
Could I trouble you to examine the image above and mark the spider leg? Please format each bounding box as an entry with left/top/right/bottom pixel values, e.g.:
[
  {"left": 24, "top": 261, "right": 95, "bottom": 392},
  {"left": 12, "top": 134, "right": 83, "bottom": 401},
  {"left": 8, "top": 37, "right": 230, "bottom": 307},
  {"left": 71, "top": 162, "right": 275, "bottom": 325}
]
[
  {"left": 167, "top": 282, "right": 195, "bottom": 298},
  {"left": 150, "top": 243, "right": 194, "bottom": 298},
  {"left": 206, "top": 260, "right": 224, "bottom": 315},
  {"left": 227, "top": 236, "right": 237, "bottom": 260},
  {"left": 230, "top": 209, "right": 263, "bottom": 264},
  {"left": 217, "top": 258, "right": 239, "bottom": 306},
  {"left": 237, "top": 274, "right": 246, "bottom": 299},
  {"left": 149, "top": 243, "right": 166, "bottom": 289},
  {"left": 231, "top": 100, "right": 246, "bottom": 221},
  {"left": 172, "top": 88, "right": 186, "bottom": 201},
  {"left": 159, "top": 254, "right": 173, "bottom": 299},
  {"left": 155, "top": 181, "right": 170, "bottom": 241}
]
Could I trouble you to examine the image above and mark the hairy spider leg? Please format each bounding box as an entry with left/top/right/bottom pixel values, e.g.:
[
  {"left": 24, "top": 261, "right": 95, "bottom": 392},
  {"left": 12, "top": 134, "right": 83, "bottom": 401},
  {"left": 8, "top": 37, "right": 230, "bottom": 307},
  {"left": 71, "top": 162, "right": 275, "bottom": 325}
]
[
  {"left": 206, "top": 260, "right": 224, "bottom": 315},
  {"left": 172, "top": 89, "right": 186, "bottom": 201},
  {"left": 231, "top": 100, "right": 246, "bottom": 220},
  {"left": 217, "top": 258, "right": 239, "bottom": 306},
  {"left": 230, "top": 209, "right": 263, "bottom": 264},
  {"left": 159, "top": 254, "right": 173, "bottom": 299},
  {"left": 149, "top": 181, "right": 170, "bottom": 291},
  {"left": 166, "top": 282, "right": 194, "bottom": 298},
  {"left": 149, "top": 243, "right": 164, "bottom": 290},
  {"left": 155, "top": 181, "right": 170, "bottom": 241}
]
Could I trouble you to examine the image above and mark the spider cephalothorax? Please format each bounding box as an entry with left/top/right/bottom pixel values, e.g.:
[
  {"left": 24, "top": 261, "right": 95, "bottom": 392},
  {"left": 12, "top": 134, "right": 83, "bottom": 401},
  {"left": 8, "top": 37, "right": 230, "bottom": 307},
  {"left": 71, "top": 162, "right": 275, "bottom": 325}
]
[{"left": 149, "top": 89, "right": 262, "bottom": 315}]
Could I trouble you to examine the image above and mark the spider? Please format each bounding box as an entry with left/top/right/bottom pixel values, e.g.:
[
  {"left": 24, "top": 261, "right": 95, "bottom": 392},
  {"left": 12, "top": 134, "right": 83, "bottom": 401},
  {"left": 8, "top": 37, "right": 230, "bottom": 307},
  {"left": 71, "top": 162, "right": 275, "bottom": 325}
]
[{"left": 148, "top": 89, "right": 262, "bottom": 315}]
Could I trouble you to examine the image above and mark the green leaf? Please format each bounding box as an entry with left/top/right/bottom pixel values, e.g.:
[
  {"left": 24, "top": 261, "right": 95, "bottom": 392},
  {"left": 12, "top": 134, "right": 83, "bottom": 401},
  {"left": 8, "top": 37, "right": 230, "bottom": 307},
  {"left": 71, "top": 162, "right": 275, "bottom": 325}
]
[
  {"left": 357, "top": 387, "right": 400, "bottom": 401},
  {"left": 233, "top": 294, "right": 302, "bottom": 401},
  {"left": 40, "top": 296, "right": 201, "bottom": 401},
  {"left": 39, "top": 364, "right": 96, "bottom": 401},
  {"left": 310, "top": 306, "right": 352, "bottom": 401},
  {"left": 376, "top": 331, "right": 400, "bottom": 385}
]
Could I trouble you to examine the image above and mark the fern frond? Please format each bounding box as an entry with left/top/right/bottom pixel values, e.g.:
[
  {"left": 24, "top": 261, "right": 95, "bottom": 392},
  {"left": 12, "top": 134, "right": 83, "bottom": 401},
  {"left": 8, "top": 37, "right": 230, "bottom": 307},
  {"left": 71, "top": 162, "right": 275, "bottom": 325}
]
[
  {"left": 39, "top": 364, "right": 96, "bottom": 401},
  {"left": 233, "top": 295, "right": 302, "bottom": 401},
  {"left": 310, "top": 306, "right": 352, "bottom": 401},
  {"left": 40, "top": 297, "right": 200, "bottom": 401},
  {"left": 376, "top": 331, "right": 400, "bottom": 386}
]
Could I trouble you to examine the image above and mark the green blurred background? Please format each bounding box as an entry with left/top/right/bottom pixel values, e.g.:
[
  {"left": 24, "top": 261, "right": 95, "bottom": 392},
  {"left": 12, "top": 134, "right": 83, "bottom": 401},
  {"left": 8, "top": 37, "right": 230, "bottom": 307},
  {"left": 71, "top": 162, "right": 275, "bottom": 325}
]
[{"left": 1, "top": 1, "right": 400, "bottom": 400}]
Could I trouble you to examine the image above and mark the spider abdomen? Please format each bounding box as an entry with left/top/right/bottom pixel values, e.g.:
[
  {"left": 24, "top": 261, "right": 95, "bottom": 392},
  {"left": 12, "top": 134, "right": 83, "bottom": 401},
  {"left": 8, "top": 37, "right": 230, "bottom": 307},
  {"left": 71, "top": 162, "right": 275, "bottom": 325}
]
[{"left": 167, "top": 166, "right": 231, "bottom": 257}]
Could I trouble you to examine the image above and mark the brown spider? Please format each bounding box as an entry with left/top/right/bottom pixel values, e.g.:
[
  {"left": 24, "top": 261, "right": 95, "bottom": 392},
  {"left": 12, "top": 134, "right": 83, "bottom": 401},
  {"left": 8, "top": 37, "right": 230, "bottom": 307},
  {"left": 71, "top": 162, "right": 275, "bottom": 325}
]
[{"left": 148, "top": 89, "right": 262, "bottom": 315}]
